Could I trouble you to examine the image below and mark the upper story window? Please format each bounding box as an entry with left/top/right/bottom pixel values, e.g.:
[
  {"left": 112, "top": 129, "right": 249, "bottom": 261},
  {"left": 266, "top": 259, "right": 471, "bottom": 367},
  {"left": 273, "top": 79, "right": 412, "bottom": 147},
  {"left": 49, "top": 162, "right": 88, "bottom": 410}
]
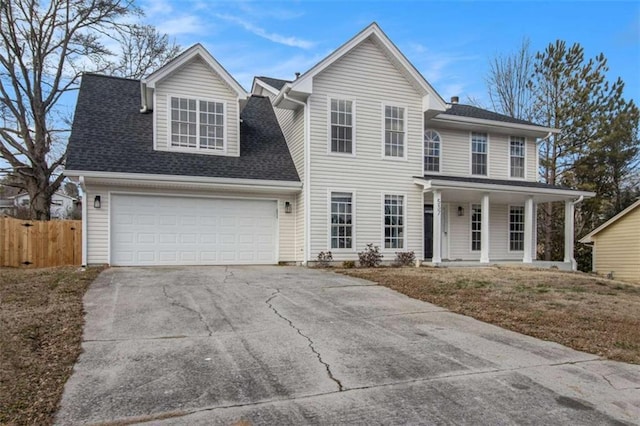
[
  {"left": 510, "top": 136, "right": 525, "bottom": 178},
  {"left": 170, "top": 96, "right": 224, "bottom": 151},
  {"left": 471, "top": 132, "right": 488, "bottom": 176},
  {"left": 424, "top": 129, "right": 441, "bottom": 173},
  {"left": 330, "top": 99, "right": 353, "bottom": 154},
  {"left": 384, "top": 105, "right": 406, "bottom": 158},
  {"left": 330, "top": 192, "right": 353, "bottom": 249}
]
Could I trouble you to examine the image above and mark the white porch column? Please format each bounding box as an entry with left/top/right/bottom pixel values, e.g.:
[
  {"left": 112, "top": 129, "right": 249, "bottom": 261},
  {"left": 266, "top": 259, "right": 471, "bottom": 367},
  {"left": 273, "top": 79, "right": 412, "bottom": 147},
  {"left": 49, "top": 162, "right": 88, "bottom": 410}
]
[
  {"left": 564, "top": 199, "right": 576, "bottom": 270},
  {"left": 480, "top": 193, "right": 490, "bottom": 263},
  {"left": 432, "top": 190, "right": 442, "bottom": 264},
  {"left": 523, "top": 196, "right": 534, "bottom": 263}
]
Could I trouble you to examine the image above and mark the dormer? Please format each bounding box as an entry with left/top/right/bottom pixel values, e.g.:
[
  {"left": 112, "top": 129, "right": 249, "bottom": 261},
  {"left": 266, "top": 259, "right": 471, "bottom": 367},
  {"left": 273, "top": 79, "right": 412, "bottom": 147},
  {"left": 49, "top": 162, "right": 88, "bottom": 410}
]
[{"left": 140, "top": 44, "right": 248, "bottom": 157}]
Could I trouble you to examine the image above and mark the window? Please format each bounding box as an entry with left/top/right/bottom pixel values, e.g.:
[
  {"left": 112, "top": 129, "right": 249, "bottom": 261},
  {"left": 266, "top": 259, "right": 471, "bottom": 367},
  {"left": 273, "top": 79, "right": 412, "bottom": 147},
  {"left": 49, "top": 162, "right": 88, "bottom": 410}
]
[
  {"left": 424, "top": 130, "right": 441, "bottom": 172},
  {"left": 170, "top": 96, "right": 224, "bottom": 151},
  {"left": 509, "top": 206, "right": 525, "bottom": 251},
  {"left": 384, "top": 105, "right": 405, "bottom": 158},
  {"left": 471, "top": 132, "right": 488, "bottom": 175},
  {"left": 330, "top": 99, "right": 353, "bottom": 154},
  {"left": 52, "top": 200, "right": 63, "bottom": 206},
  {"left": 471, "top": 204, "right": 482, "bottom": 251},
  {"left": 510, "top": 136, "right": 525, "bottom": 178},
  {"left": 384, "top": 195, "right": 404, "bottom": 249},
  {"left": 330, "top": 193, "right": 353, "bottom": 249}
]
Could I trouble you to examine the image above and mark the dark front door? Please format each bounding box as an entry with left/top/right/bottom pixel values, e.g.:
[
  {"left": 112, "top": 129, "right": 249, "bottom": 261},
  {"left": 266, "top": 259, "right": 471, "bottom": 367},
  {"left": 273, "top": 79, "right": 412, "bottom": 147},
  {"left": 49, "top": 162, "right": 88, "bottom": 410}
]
[{"left": 424, "top": 204, "right": 433, "bottom": 259}]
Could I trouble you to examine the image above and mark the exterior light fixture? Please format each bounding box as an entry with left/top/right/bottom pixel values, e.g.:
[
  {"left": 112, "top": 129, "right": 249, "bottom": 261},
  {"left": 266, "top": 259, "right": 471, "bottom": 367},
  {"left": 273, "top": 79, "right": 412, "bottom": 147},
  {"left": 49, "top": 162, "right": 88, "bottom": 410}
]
[
  {"left": 94, "top": 195, "right": 101, "bottom": 209},
  {"left": 457, "top": 206, "right": 464, "bottom": 216},
  {"left": 284, "top": 201, "right": 292, "bottom": 214}
]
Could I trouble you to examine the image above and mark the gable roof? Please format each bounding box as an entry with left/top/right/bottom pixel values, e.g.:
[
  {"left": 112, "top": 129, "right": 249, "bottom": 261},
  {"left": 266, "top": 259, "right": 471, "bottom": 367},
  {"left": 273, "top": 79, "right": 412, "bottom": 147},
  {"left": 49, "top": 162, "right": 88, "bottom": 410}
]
[
  {"left": 65, "top": 74, "right": 300, "bottom": 183},
  {"left": 579, "top": 199, "right": 640, "bottom": 243},
  {"left": 287, "top": 22, "right": 447, "bottom": 111},
  {"left": 144, "top": 44, "right": 248, "bottom": 98},
  {"left": 442, "top": 104, "right": 538, "bottom": 126}
]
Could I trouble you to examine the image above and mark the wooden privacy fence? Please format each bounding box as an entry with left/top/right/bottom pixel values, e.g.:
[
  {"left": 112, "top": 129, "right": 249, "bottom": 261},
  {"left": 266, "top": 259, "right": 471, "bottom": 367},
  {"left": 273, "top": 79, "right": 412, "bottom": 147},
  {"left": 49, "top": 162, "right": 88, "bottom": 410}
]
[{"left": 0, "top": 216, "right": 82, "bottom": 268}]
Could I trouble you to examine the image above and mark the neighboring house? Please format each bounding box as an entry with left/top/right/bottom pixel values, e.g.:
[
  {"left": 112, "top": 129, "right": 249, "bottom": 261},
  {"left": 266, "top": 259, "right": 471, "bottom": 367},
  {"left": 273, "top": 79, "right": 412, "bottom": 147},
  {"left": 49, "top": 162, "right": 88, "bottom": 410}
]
[
  {"left": 11, "top": 192, "right": 79, "bottom": 219},
  {"left": 579, "top": 200, "right": 640, "bottom": 282},
  {"left": 64, "top": 23, "right": 593, "bottom": 268},
  {"left": 0, "top": 199, "right": 14, "bottom": 215}
]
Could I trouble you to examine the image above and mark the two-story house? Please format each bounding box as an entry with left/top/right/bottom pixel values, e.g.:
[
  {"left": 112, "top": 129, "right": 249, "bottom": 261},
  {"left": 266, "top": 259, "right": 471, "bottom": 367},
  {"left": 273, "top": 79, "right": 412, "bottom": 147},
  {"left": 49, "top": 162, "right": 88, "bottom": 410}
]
[{"left": 65, "top": 23, "right": 592, "bottom": 269}]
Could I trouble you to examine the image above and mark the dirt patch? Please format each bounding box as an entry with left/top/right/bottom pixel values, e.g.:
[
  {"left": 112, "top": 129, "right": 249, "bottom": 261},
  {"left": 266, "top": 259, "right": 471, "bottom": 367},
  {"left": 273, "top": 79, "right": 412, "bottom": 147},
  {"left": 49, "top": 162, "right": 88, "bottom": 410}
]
[
  {"left": 0, "top": 266, "right": 104, "bottom": 425},
  {"left": 339, "top": 267, "right": 640, "bottom": 364}
]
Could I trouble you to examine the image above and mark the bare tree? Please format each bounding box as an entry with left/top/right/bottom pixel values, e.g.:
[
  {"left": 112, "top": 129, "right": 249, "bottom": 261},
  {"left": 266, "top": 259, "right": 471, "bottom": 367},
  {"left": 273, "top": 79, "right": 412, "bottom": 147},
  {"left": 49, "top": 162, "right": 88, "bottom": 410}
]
[{"left": 486, "top": 38, "right": 534, "bottom": 121}]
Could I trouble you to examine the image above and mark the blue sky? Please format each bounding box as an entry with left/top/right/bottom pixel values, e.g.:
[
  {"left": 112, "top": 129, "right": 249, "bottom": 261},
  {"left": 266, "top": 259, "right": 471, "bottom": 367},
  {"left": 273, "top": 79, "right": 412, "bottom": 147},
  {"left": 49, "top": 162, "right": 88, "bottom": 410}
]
[{"left": 139, "top": 0, "right": 640, "bottom": 108}]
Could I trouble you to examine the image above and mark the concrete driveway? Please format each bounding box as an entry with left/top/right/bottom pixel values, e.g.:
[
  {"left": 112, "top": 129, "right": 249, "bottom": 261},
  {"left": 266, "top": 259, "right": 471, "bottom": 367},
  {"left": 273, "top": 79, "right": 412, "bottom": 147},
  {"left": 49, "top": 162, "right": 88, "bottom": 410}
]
[{"left": 56, "top": 266, "right": 640, "bottom": 425}]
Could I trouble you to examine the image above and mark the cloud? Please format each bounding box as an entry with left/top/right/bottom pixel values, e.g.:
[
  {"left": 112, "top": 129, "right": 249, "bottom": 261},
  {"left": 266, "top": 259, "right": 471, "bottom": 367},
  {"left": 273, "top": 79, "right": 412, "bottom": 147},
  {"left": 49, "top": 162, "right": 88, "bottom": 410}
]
[
  {"left": 215, "top": 14, "right": 315, "bottom": 49},
  {"left": 157, "top": 15, "right": 204, "bottom": 35}
]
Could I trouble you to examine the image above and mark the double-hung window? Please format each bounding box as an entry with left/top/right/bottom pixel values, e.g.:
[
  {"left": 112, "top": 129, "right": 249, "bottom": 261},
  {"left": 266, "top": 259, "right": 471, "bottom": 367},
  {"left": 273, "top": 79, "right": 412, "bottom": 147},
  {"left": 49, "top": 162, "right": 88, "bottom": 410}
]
[
  {"left": 384, "top": 195, "right": 404, "bottom": 249},
  {"left": 509, "top": 206, "right": 525, "bottom": 251},
  {"left": 330, "top": 193, "right": 353, "bottom": 249},
  {"left": 510, "top": 136, "right": 525, "bottom": 178},
  {"left": 170, "top": 96, "right": 224, "bottom": 151},
  {"left": 384, "top": 105, "right": 406, "bottom": 158},
  {"left": 471, "top": 204, "right": 482, "bottom": 251},
  {"left": 424, "top": 129, "right": 441, "bottom": 172},
  {"left": 471, "top": 132, "right": 488, "bottom": 175},
  {"left": 330, "top": 99, "right": 353, "bottom": 154}
]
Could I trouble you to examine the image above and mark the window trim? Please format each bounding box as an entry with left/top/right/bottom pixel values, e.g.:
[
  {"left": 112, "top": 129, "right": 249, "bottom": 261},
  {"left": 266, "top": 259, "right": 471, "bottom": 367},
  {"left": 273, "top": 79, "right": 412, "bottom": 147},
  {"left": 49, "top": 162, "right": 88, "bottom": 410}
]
[
  {"left": 508, "top": 136, "right": 527, "bottom": 180},
  {"left": 469, "top": 132, "right": 489, "bottom": 176},
  {"left": 508, "top": 204, "right": 525, "bottom": 253},
  {"left": 381, "top": 102, "right": 408, "bottom": 161},
  {"left": 423, "top": 129, "right": 442, "bottom": 174},
  {"left": 381, "top": 192, "right": 407, "bottom": 251},
  {"left": 470, "top": 202, "right": 482, "bottom": 252},
  {"left": 327, "top": 189, "right": 356, "bottom": 252},
  {"left": 326, "top": 96, "right": 356, "bottom": 157},
  {"left": 166, "top": 94, "right": 228, "bottom": 155}
]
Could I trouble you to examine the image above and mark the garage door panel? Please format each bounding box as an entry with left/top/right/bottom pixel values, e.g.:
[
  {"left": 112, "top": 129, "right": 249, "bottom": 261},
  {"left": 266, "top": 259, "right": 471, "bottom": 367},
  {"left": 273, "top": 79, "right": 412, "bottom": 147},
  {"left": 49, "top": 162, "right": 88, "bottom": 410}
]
[{"left": 111, "top": 195, "right": 277, "bottom": 266}]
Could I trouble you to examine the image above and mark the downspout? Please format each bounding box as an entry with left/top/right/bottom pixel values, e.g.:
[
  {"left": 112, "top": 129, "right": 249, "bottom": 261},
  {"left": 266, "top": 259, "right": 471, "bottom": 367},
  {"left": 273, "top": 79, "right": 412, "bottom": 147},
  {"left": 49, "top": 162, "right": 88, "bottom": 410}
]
[
  {"left": 79, "top": 176, "right": 88, "bottom": 267},
  {"left": 140, "top": 81, "right": 149, "bottom": 113}
]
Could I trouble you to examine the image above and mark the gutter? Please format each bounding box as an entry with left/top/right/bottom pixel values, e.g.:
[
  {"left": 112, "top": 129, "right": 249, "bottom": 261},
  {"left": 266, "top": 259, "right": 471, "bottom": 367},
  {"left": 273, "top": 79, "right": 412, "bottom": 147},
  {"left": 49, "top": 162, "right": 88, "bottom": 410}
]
[{"left": 79, "top": 176, "right": 88, "bottom": 267}]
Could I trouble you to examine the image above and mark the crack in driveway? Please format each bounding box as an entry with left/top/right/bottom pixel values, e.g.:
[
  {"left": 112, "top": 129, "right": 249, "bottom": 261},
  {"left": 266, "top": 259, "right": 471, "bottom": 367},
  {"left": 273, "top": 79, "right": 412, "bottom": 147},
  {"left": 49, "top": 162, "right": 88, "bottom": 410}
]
[
  {"left": 265, "top": 289, "right": 344, "bottom": 392},
  {"left": 162, "top": 286, "right": 214, "bottom": 336}
]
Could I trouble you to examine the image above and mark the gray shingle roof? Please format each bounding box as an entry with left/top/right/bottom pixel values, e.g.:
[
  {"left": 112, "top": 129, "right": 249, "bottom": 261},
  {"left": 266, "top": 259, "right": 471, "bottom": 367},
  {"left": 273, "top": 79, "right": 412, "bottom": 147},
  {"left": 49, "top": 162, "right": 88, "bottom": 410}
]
[
  {"left": 420, "top": 174, "right": 573, "bottom": 190},
  {"left": 66, "top": 74, "right": 300, "bottom": 182},
  {"left": 440, "top": 104, "right": 538, "bottom": 126},
  {"left": 255, "top": 76, "right": 290, "bottom": 91}
]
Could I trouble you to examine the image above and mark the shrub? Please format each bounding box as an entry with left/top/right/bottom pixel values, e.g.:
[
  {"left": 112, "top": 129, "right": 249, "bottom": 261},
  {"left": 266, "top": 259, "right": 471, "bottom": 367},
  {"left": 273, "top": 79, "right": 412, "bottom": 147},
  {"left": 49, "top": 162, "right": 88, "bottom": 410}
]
[
  {"left": 393, "top": 251, "right": 415, "bottom": 267},
  {"left": 316, "top": 251, "right": 333, "bottom": 268},
  {"left": 342, "top": 260, "right": 356, "bottom": 269},
  {"left": 358, "top": 243, "right": 383, "bottom": 267}
]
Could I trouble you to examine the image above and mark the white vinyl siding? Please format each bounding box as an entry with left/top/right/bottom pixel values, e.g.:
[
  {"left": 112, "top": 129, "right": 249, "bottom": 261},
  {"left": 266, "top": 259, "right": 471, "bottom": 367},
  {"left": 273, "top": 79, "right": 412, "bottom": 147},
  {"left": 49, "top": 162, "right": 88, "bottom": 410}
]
[
  {"left": 471, "top": 132, "right": 488, "bottom": 176},
  {"left": 155, "top": 57, "right": 239, "bottom": 156},
  {"left": 329, "top": 98, "right": 354, "bottom": 154},
  {"left": 83, "top": 185, "right": 297, "bottom": 264},
  {"left": 424, "top": 129, "right": 441, "bottom": 172},
  {"left": 308, "top": 38, "right": 423, "bottom": 261},
  {"left": 510, "top": 136, "right": 525, "bottom": 178}
]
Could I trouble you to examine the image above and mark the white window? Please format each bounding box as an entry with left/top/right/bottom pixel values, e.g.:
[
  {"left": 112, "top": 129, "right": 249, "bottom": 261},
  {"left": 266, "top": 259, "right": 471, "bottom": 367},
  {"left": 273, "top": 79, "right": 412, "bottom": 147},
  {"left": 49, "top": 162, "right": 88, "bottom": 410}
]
[
  {"left": 471, "top": 204, "right": 482, "bottom": 251},
  {"left": 424, "top": 129, "right": 441, "bottom": 172},
  {"left": 330, "top": 99, "right": 353, "bottom": 154},
  {"left": 170, "top": 96, "right": 224, "bottom": 151},
  {"left": 384, "top": 105, "right": 405, "bottom": 158},
  {"left": 471, "top": 132, "right": 488, "bottom": 176},
  {"left": 384, "top": 195, "right": 404, "bottom": 249},
  {"left": 330, "top": 193, "right": 353, "bottom": 249},
  {"left": 509, "top": 206, "right": 525, "bottom": 251},
  {"left": 510, "top": 136, "right": 525, "bottom": 178}
]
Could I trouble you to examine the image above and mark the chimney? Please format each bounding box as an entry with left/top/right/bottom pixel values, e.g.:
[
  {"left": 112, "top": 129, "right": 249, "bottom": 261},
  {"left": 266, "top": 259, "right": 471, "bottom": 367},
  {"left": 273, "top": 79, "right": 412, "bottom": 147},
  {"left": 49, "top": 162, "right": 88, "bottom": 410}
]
[
  {"left": 450, "top": 96, "right": 459, "bottom": 104},
  {"left": 295, "top": 72, "right": 301, "bottom": 80}
]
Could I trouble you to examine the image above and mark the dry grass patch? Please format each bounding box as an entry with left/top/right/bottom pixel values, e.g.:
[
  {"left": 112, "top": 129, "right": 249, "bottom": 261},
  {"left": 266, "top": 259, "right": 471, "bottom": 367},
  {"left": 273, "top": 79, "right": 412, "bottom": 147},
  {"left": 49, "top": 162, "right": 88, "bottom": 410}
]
[
  {"left": 0, "top": 266, "right": 104, "bottom": 425},
  {"left": 339, "top": 267, "right": 640, "bottom": 364}
]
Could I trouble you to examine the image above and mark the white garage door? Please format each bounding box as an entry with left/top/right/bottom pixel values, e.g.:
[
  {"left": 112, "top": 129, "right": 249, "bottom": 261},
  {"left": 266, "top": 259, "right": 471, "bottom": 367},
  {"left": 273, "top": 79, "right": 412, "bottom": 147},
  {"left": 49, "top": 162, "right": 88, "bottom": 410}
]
[{"left": 110, "top": 194, "right": 277, "bottom": 266}]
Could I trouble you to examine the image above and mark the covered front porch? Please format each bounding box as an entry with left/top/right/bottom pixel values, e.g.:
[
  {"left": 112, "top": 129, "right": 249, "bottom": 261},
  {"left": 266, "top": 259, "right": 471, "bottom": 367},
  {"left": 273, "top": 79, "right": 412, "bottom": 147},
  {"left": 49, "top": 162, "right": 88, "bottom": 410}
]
[{"left": 414, "top": 175, "right": 594, "bottom": 271}]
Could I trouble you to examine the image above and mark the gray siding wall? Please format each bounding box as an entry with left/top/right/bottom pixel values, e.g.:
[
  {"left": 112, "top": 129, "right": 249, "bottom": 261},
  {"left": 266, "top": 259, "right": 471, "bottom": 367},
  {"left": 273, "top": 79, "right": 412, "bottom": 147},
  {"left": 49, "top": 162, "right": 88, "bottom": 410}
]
[
  {"left": 155, "top": 57, "right": 240, "bottom": 156},
  {"left": 84, "top": 185, "right": 297, "bottom": 264},
  {"left": 308, "top": 38, "right": 424, "bottom": 261}
]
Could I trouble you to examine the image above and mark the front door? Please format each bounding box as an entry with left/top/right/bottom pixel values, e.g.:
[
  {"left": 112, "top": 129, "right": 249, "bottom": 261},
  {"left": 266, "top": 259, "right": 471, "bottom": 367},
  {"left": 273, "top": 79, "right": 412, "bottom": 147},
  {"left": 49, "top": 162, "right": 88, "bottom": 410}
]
[{"left": 424, "top": 204, "right": 449, "bottom": 260}]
